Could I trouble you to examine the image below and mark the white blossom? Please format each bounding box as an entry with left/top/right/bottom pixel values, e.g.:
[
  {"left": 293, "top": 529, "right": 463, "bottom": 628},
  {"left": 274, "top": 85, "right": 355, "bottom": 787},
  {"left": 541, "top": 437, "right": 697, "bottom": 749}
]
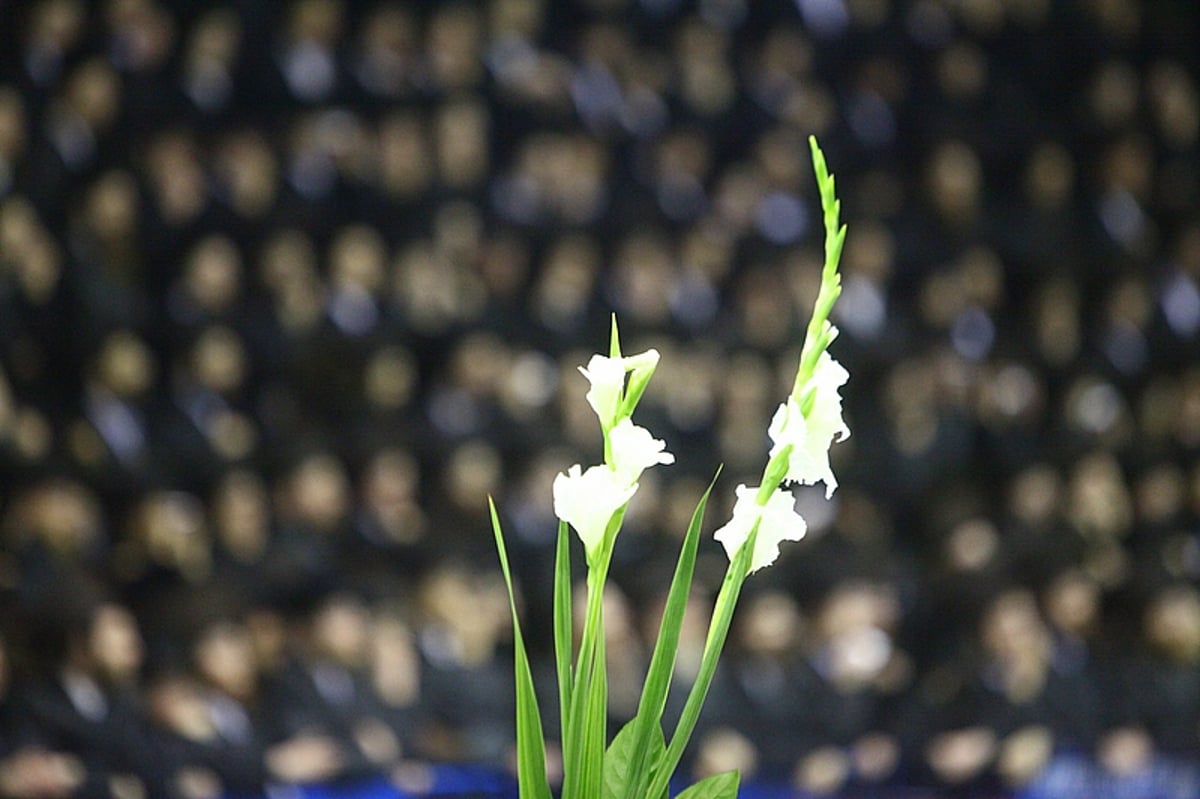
[
  {"left": 769, "top": 351, "right": 850, "bottom": 498},
  {"left": 578, "top": 349, "right": 660, "bottom": 430},
  {"left": 608, "top": 417, "right": 674, "bottom": 484},
  {"left": 553, "top": 464, "right": 637, "bottom": 559},
  {"left": 713, "top": 484, "right": 808, "bottom": 573}
]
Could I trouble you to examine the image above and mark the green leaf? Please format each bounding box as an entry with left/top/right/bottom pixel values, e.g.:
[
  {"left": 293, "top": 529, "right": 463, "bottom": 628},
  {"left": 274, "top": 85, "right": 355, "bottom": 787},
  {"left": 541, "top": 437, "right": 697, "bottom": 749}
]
[
  {"left": 554, "top": 520, "right": 574, "bottom": 775},
  {"left": 563, "top": 505, "right": 625, "bottom": 799},
  {"left": 647, "top": 525, "right": 756, "bottom": 799},
  {"left": 675, "top": 770, "right": 741, "bottom": 799},
  {"left": 604, "top": 719, "right": 666, "bottom": 799},
  {"left": 609, "top": 313, "right": 622, "bottom": 359},
  {"left": 581, "top": 605, "right": 608, "bottom": 799},
  {"left": 620, "top": 470, "right": 721, "bottom": 799},
  {"left": 618, "top": 365, "right": 654, "bottom": 420},
  {"left": 489, "top": 499, "right": 552, "bottom": 799}
]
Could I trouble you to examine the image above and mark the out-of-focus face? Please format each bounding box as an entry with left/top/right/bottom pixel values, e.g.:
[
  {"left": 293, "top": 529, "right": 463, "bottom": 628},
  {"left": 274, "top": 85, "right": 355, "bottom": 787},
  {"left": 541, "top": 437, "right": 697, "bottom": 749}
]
[
  {"left": 66, "top": 58, "right": 122, "bottom": 131},
  {"left": 313, "top": 596, "right": 370, "bottom": 665},
  {"left": 191, "top": 326, "right": 247, "bottom": 394},
  {"left": 741, "top": 591, "right": 803, "bottom": 656},
  {"left": 982, "top": 591, "right": 1048, "bottom": 663},
  {"left": 1043, "top": 571, "right": 1099, "bottom": 636},
  {"left": 194, "top": 621, "right": 256, "bottom": 699},
  {"left": 96, "top": 331, "right": 156, "bottom": 398},
  {"left": 1146, "top": 587, "right": 1200, "bottom": 663},
  {"left": 90, "top": 603, "right": 144, "bottom": 682},
  {"left": 183, "top": 236, "right": 242, "bottom": 312},
  {"left": 214, "top": 470, "right": 269, "bottom": 557},
  {"left": 289, "top": 454, "right": 350, "bottom": 531}
]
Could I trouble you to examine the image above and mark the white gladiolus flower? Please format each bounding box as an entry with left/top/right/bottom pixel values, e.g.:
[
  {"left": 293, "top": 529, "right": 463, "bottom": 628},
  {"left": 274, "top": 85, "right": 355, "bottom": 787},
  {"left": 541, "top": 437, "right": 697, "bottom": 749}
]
[
  {"left": 608, "top": 417, "right": 674, "bottom": 484},
  {"left": 578, "top": 349, "right": 660, "bottom": 430},
  {"left": 769, "top": 350, "right": 850, "bottom": 498},
  {"left": 713, "top": 484, "right": 808, "bottom": 573},
  {"left": 553, "top": 464, "right": 637, "bottom": 559}
]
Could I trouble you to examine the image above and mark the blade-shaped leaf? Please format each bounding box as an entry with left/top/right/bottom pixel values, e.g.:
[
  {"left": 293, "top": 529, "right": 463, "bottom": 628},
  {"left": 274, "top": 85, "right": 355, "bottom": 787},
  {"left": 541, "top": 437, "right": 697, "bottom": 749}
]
[
  {"left": 563, "top": 505, "right": 624, "bottom": 798},
  {"left": 554, "top": 520, "right": 574, "bottom": 760},
  {"left": 647, "top": 524, "right": 757, "bottom": 799},
  {"left": 603, "top": 718, "right": 666, "bottom": 799},
  {"left": 580, "top": 620, "right": 608, "bottom": 799},
  {"left": 620, "top": 470, "right": 721, "bottom": 799},
  {"left": 674, "top": 770, "right": 740, "bottom": 799},
  {"left": 489, "top": 499, "right": 552, "bottom": 799}
]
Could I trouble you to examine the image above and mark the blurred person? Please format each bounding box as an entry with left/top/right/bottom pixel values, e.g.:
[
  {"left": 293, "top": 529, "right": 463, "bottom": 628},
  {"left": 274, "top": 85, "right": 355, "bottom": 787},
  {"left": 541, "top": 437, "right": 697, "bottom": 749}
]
[
  {"left": 140, "top": 131, "right": 210, "bottom": 235},
  {"left": 67, "top": 330, "right": 160, "bottom": 498},
  {"left": 426, "top": 3, "right": 484, "bottom": 92},
  {"left": 347, "top": 447, "right": 429, "bottom": 582},
  {"left": 11, "top": 586, "right": 173, "bottom": 797},
  {"left": 19, "top": 0, "right": 88, "bottom": 89},
  {"left": 1, "top": 478, "right": 107, "bottom": 604},
  {"left": 258, "top": 592, "right": 391, "bottom": 781},
  {"left": 212, "top": 131, "right": 279, "bottom": 222},
  {"left": 0, "top": 630, "right": 88, "bottom": 798},
  {"left": 180, "top": 7, "right": 242, "bottom": 119},
  {"left": 208, "top": 468, "right": 275, "bottom": 594},
  {"left": 0, "top": 197, "right": 75, "bottom": 420},
  {"left": 158, "top": 326, "right": 260, "bottom": 485},
  {"left": 433, "top": 96, "right": 490, "bottom": 192},
  {"left": 1101, "top": 585, "right": 1200, "bottom": 765},
  {"left": 165, "top": 235, "right": 244, "bottom": 334},
  {"left": 376, "top": 110, "right": 434, "bottom": 202},
  {"left": 350, "top": 3, "right": 420, "bottom": 102},
  {"left": 0, "top": 89, "right": 27, "bottom": 198},
  {"left": 527, "top": 233, "right": 605, "bottom": 346},
  {"left": 28, "top": 57, "right": 123, "bottom": 217},
  {"left": 72, "top": 170, "right": 148, "bottom": 333},
  {"left": 264, "top": 449, "right": 352, "bottom": 604},
  {"left": 414, "top": 563, "right": 514, "bottom": 765},
  {"left": 326, "top": 223, "right": 388, "bottom": 339},
  {"left": 258, "top": 227, "right": 325, "bottom": 342},
  {"left": 273, "top": 0, "right": 347, "bottom": 105},
  {"left": 368, "top": 609, "right": 430, "bottom": 767},
  {"left": 673, "top": 16, "right": 736, "bottom": 119},
  {"left": 174, "top": 602, "right": 355, "bottom": 790},
  {"left": 112, "top": 490, "right": 214, "bottom": 640}
]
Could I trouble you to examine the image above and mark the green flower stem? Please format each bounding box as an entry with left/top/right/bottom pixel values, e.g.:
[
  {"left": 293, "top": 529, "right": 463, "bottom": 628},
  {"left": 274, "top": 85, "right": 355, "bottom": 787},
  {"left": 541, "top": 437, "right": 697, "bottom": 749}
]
[
  {"left": 756, "top": 444, "right": 794, "bottom": 506},
  {"left": 619, "top": 470, "right": 721, "bottom": 799},
  {"left": 563, "top": 506, "right": 626, "bottom": 799},
  {"left": 647, "top": 524, "right": 757, "bottom": 799},
  {"left": 554, "top": 520, "right": 574, "bottom": 783},
  {"left": 793, "top": 136, "right": 846, "bottom": 399}
]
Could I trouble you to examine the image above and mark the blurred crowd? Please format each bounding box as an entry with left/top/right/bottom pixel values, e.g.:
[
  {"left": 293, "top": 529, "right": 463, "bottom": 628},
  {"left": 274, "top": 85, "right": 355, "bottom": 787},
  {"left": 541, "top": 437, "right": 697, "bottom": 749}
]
[{"left": 1, "top": 0, "right": 1199, "bottom": 797}]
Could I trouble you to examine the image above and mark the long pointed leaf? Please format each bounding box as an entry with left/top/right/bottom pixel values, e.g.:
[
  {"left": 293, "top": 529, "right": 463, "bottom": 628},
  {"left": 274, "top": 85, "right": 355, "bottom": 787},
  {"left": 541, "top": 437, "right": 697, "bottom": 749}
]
[
  {"left": 490, "top": 499, "right": 552, "bottom": 799},
  {"left": 554, "top": 520, "right": 574, "bottom": 766},
  {"left": 619, "top": 470, "right": 721, "bottom": 799},
  {"left": 563, "top": 505, "right": 624, "bottom": 798},
  {"left": 647, "top": 525, "right": 757, "bottom": 799},
  {"left": 675, "top": 770, "right": 740, "bottom": 799}
]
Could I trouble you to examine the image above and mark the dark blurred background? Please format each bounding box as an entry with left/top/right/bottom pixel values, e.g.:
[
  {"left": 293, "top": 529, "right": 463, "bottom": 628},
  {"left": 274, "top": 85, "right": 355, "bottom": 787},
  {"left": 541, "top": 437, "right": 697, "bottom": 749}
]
[{"left": 0, "top": 0, "right": 1198, "bottom": 797}]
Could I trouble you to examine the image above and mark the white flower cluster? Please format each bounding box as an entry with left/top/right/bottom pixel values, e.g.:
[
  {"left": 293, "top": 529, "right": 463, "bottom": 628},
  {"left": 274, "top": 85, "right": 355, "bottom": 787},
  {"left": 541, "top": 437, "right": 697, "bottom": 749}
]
[
  {"left": 555, "top": 338, "right": 850, "bottom": 575},
  {"left": 553, "top": 351, "right": 674, "bottom": 561},
  {"left": 713, "top": 346, "right": 851, "bottom": 573}
]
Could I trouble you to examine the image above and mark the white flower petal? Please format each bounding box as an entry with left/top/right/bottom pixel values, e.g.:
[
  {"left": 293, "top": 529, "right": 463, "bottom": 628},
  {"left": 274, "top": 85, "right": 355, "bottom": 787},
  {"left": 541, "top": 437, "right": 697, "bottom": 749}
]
[
  {"left": 769, "top": 351, "right": 850, "bottom": 498},
  {"left": 553, "top": 463, "right": 637, "bottom": 559},
  {"left": 578, "top": 355, "right": 626, "bottom": 430},
  {"left": 713, "top": 484, "right": 807, "bottom": 573},
  {"left": 577, "top": 349, "right": 661, "bottom": 430},
  {"left": 609, "top": 418, "right": 674, "bottom": 484}
]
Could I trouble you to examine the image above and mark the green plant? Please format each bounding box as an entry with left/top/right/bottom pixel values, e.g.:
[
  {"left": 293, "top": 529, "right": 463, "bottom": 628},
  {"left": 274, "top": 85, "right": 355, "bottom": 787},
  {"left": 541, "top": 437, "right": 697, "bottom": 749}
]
[{"left": 491, "top": 136, "right": 848, "bottom": 799}]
